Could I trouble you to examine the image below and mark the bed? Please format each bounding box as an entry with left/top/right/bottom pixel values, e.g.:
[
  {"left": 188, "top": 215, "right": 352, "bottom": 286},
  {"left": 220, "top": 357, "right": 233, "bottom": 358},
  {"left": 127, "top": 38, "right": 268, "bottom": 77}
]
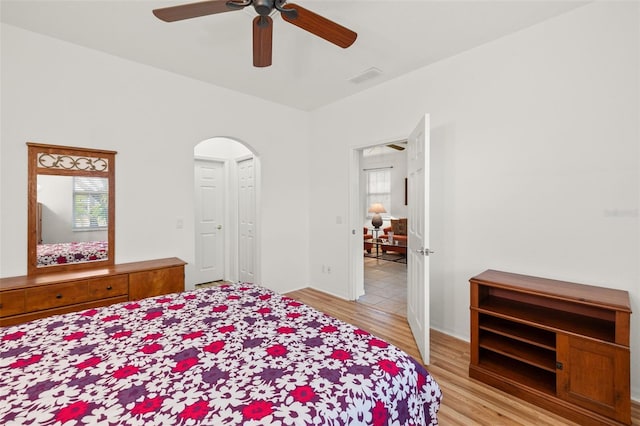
[
  {"left": 0, "top": 282, "right": 442, "bottom": 425},
  {"left": 37, "top": 241, "right": 108, "bottom": 267}
]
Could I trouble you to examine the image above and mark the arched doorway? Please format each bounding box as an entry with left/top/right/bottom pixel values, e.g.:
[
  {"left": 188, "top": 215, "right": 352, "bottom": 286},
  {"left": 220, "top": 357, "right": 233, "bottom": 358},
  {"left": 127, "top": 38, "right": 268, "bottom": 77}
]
[{"left": 193, "top": 137, "right": 260, "bottom": 285}]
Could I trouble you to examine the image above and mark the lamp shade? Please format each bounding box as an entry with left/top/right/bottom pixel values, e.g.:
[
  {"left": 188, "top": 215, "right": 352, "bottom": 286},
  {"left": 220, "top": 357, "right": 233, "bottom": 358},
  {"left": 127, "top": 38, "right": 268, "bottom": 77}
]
[{"left": 368, "top": 203, "right": 387, "bottom": 214}]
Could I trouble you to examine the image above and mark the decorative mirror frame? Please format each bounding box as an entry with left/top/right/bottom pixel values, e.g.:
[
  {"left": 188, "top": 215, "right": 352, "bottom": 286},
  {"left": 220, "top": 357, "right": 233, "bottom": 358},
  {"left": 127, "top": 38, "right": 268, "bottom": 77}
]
[{"left": 27, "top": 142, "right": 116, "bottom": 275}]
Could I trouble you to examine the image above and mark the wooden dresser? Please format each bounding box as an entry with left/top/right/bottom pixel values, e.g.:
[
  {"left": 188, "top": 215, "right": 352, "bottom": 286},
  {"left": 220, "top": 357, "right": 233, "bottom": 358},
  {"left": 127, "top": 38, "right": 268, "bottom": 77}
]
[
  {"left": 0, "top": 257, "right": 186, "bottom": 327},
  {"left": 469, "top": 269, "right": 631, "bottom": 426}
]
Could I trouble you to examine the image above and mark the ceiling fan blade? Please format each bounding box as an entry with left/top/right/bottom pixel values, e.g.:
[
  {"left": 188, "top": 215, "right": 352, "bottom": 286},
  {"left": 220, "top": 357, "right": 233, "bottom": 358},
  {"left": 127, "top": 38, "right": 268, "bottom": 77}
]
[
  {"left": 253, "top": 16, "right": 273, "bottom": 68},
  {"left": 153, "top": 0, "right": 242, "bottom": 22},
  {"left": 387, "top": 144, "right": 406, "bottom": 151},
  {"left": 281, "top": 3, "right": 357, "bottom": 48}
]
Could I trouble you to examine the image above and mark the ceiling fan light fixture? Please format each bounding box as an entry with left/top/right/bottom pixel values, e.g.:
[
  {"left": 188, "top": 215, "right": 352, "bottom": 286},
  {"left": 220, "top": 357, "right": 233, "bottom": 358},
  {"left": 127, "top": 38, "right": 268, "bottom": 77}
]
[{"left": 348, "top": 67, "right": 383, "bottom": 84}]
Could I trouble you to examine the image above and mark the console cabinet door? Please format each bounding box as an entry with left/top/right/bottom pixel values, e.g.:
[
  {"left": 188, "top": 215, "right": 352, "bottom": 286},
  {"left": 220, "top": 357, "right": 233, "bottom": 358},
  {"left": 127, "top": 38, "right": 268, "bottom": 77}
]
[
  {"left": 129, "top": 266, "right": 185, "bottom": 300},
  {"left": 556, "top": 334, "right": 630, "bottom": 424}
]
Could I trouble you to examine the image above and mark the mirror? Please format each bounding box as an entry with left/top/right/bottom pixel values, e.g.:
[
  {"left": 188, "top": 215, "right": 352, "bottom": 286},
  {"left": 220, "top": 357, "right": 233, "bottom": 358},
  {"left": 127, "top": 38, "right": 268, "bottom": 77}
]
[{"left": 27, "top": 143, "right": 116, "bottom": 275}]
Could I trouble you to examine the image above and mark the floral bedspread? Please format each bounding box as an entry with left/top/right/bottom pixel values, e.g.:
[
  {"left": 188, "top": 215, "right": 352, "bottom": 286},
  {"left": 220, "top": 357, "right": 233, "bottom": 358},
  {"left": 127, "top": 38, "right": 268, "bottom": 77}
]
[
  {"left": 37, "top": 241, "right": 108, "bottom": 267},
  {"left": 0, "top": 283, "right": 442, "bottom": 425}
]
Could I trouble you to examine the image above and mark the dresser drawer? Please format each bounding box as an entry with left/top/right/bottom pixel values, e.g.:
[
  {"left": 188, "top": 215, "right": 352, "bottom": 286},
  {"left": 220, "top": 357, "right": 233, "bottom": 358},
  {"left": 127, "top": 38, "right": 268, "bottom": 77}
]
[
  {"left": 25, "top": 281, "right": 89, "bottom": 312},
  {"left": 0, "top": 289, "right": 26, "bottom": 317},
  {"left": 0, "top": 295, "right": 129, "bottom": 327},
  {"left": 129, "top": 266, "right": 184, "bottom": 300},
  {"left": 88, "top": 275, "right": 128, "bottom": 300}
]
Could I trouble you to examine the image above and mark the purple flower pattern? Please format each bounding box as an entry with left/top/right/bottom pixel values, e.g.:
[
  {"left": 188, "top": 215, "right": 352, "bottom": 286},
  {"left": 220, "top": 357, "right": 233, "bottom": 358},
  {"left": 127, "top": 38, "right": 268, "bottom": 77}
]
[{"left": 0, "top": 283, "right": 441, "bottom": 425}]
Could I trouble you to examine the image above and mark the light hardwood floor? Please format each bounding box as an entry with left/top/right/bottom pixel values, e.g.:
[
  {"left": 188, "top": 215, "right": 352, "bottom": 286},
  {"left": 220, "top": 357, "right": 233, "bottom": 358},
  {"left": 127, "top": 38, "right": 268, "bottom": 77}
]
[{"left": 285, "top": 287, "right": 639, "bottom": 426}]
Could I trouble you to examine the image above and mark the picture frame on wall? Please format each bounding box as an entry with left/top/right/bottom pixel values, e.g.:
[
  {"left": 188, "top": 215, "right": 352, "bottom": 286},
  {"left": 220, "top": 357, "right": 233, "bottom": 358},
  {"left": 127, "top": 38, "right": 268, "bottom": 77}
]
[{"left": 404, "top": 178, "right": 408, "bottom": 205}]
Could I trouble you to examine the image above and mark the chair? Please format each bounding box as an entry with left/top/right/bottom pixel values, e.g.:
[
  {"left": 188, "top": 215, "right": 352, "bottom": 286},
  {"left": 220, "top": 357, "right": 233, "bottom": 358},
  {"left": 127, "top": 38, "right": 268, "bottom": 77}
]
[
  {"left": 382, "top": 218, "right": 407, "bottom": 254},
  {"left": 364, "top": 227, "right": 373, "bottom": 253}
]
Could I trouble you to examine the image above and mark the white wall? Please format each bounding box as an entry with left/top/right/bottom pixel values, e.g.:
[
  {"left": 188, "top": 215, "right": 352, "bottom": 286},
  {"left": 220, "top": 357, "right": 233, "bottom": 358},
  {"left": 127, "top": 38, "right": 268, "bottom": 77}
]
[
  {"left": 309, "top": 2, "right": 639, "bottom": 398},
  {"left": 38, "top": 175, "right": 74, "bottom": 244},
  {"left": 0, "top": 24, "right": 310, "bottom": 295}
]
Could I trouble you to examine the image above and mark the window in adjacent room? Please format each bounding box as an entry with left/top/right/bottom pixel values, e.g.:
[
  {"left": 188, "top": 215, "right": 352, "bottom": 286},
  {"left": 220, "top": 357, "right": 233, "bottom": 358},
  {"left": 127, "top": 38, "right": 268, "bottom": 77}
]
[
  {"left": 365, "top": 168, "right": 391, "bottom": 217},
  {"left": 73, "top": 177, "right": 108, "bottom": 230}
]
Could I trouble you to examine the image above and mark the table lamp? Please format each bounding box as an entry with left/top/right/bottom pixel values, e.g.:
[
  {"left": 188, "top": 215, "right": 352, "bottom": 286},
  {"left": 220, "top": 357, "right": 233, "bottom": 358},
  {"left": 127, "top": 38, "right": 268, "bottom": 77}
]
[{"left": 368, "top": 203, "right": 386, "bottom": 230}]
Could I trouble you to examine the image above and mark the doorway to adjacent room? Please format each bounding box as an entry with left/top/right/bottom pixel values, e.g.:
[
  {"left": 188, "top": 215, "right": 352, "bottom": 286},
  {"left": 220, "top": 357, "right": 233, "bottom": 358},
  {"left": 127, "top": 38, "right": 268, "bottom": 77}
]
[{"left": 358, "top": 142, "right": 409, "bottom": 317}]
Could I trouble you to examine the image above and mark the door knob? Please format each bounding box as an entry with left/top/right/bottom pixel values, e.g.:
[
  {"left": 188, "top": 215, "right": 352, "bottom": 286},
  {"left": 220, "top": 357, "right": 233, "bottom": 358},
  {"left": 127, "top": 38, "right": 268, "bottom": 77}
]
[{"left": 217, "top": 225, "right": 222, "bottom": 230}]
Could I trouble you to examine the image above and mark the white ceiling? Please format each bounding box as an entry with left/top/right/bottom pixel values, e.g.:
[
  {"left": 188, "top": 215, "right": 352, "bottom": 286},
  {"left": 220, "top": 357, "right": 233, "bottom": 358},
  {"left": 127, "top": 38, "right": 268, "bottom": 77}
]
[{"left": 1, "top": 0, "right": 587, "bottom": 111}]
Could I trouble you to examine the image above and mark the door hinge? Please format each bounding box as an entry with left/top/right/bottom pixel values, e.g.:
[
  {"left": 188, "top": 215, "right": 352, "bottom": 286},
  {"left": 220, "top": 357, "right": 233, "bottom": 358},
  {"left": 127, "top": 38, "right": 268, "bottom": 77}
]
[{"left": 416, "top": 248, "right": 435, "bottom": 256}]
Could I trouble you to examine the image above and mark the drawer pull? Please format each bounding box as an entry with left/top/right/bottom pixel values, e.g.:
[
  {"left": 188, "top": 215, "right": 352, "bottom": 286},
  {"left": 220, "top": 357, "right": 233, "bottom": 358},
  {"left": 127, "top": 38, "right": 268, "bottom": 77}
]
[
  {"left": 56, "top": 294, "right": 62, "bottom": 299},
  {"left": 106, "top": 286, "right": 113, "bottom": 290}
]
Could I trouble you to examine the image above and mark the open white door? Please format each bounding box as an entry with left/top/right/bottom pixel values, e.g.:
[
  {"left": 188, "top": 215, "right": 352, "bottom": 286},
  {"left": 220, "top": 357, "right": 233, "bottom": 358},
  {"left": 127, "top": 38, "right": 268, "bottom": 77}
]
[
  {"left": 407, "top": 114, "right": 431, "bottom": 365},
  {"left": 193, "top": 159, "right": 225, "bottom": 284}
]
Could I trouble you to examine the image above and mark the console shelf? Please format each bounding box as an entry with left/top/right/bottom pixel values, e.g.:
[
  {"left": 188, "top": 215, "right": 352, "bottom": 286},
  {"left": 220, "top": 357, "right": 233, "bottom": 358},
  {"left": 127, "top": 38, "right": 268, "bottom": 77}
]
[
  {"left": 479, "top": 332, "right": 556, "bottom": 372},
  {"left": 478, "top": 350, "right": 556, "bottom": 395},
  {"left": 478, "top": 296, "right": 616, "bottom": 342},
  {"left": 479, "top": 314, "right": 555, "bottom": 350},
  {"left": 469, "top": 270, "right": 631, "bottom": 426}
]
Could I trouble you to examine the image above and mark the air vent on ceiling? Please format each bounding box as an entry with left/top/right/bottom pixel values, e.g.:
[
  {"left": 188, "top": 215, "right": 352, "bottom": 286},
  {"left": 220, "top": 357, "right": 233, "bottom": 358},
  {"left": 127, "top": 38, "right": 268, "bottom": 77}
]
[{"left": 348, "top": 67, "right": 383, "bottom": 84}]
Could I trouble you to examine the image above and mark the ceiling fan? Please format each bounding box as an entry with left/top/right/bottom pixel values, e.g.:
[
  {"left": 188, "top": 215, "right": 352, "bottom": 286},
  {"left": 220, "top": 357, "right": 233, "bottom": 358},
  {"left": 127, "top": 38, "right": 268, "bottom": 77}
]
[
  {"left": 387, "top": 143, "right": 406, "bottom": 151},
  {"left": 152, "top": 0, "right": 358, "bottom": 67}
]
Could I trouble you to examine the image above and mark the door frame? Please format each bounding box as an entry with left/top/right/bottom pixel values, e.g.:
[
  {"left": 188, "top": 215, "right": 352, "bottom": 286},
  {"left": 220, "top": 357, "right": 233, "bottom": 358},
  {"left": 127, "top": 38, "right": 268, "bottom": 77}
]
[{"left": 193, "top": 139, "right": 262, "bottom": 287}]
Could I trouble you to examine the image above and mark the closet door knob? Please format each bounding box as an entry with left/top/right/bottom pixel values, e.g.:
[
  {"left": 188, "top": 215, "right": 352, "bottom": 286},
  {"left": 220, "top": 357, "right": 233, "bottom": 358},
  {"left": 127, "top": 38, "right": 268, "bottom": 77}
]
[
  {"left": 106, "top": 286, "right": 113, "bottom": 290},
  {"left": 56, "top": 294, "right": 62, "bottom": 299}
]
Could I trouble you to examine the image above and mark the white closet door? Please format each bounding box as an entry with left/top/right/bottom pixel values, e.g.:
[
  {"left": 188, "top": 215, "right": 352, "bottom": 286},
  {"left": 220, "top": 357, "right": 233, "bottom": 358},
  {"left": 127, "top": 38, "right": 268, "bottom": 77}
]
[
  {"left": 238, "top": 157, "right": 255, "bottom": 283},
  {"left": 194, "top": 160, "right": 225, "bottom": 284}
]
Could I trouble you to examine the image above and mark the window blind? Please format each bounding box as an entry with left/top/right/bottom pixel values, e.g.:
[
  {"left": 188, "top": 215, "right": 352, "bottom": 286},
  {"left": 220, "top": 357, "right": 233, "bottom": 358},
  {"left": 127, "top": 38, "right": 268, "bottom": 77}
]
[
  {"left": 73, "top": 177, "right": 108, "bottom": 229},
  {"left": 366, "top": 169, "right": 391, "bottom": 215}
]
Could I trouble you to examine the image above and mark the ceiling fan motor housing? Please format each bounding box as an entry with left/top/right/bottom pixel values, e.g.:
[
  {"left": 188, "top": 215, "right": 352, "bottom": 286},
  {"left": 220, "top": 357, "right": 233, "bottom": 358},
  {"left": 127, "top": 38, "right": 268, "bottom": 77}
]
[{"left": 253, "top": 0, "right": 274, "bottom": 16}]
